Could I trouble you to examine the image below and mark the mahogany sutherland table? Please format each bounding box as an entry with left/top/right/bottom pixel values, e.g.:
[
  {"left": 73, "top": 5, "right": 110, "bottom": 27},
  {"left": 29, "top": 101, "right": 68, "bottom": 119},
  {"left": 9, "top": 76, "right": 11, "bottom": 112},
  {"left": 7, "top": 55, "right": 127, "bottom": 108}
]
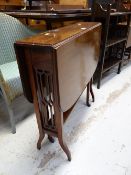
[{"left": 14, "top": 22, "right": 101, "bottom": 161}]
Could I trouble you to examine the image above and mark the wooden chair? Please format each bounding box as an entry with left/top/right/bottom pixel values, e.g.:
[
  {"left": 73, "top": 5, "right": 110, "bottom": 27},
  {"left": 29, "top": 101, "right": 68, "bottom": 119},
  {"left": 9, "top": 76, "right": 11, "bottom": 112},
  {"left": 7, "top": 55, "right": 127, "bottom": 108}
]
[{"left": 0, "top": 13, "right": 38, "bottom": 133}]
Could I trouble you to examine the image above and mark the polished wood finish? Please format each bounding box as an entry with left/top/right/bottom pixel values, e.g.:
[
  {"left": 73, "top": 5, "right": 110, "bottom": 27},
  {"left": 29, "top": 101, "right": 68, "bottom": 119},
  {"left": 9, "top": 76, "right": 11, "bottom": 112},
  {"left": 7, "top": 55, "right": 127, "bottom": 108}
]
[
  {"left": 3, "top": 9, "right": 131, "bottom": 23},
  {"left": 27, "top": 0, "right": 87, "bottom": 8},
  {"left": 58, "top": 0, "right": 87, "bottom": 8},
  {"left": 27, "top": 0, "right": 87, "bottom": 10},
  {"left": 0, "top": 0, "right": 22, "bottom": 6},
  {"left": 27, "top": 0, "right": 48, "bottom": 10},
  {"left": 0, "top": 0, "right": 23, "bottom": 10},
  {"left": 123, "top": 3, "right": 131, "bottom": 11},
  {"left": 3, "top": 9, "right": 91, "bottom": 18},
  {"left": 47, "top": 4, "right": 84, "bottom": 11},
  {"left": 14, "top": 22, "right": 101, "bottom": 161},
  {"left": 2, "top": 9, "right": 91, "bottom": 29}
]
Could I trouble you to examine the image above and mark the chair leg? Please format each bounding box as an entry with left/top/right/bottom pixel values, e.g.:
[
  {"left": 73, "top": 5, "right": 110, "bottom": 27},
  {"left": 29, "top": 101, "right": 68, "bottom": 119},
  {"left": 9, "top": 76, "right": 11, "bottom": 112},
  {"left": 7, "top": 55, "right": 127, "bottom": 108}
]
[
  {"left": 0, "top": 86, "right": 16, "bottom": 134},
  {"left": 6, "top": 103, "right": 16, "bottom": 134}
]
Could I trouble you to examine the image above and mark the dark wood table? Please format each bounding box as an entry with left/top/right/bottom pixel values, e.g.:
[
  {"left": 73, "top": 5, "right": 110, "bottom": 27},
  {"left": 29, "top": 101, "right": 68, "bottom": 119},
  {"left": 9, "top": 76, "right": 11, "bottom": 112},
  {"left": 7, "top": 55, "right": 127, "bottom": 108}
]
[
  {"left": 1, "top": 9, "right": 131, "bottom": 29},
  {"left": 110, "top": 11, "right": 131, "bottom": 16},
  {"left": 2, "top": 9, "right": 131, "bottom": 18},
  {"left": 1, "top": 9, "right": 91, "bottom": 29}
]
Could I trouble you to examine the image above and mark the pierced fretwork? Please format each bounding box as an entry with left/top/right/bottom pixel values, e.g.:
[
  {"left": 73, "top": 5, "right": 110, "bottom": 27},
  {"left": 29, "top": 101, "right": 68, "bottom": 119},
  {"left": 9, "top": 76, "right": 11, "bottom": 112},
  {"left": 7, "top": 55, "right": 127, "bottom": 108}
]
[{"left": 34, "top": 69, "right": 56, "bottom": 132}]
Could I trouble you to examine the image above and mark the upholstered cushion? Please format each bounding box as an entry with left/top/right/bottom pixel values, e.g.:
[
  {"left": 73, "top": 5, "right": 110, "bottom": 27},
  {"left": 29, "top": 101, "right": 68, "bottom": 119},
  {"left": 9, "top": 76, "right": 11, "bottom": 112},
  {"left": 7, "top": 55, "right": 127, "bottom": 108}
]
[{"left": 0, "top": 61, "right": 23, "bottom": 103}]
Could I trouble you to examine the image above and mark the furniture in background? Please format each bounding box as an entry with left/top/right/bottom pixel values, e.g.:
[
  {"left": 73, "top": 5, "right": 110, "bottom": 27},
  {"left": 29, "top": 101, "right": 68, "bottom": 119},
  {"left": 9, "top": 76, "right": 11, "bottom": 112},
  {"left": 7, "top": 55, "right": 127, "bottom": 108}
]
[
  {"left": 125, "top": 22, "right": 131, "bottom": 60},
  {"left": 122, "top": 0, "right": 131, "bottom": 61},
  {"left": 122, "top": 0, "right": 131, "bottom": 11},
  {"left": 47, "top": 4, "right": 84, "bottom": 11},
  {"left": 25, "top": 0, "right": 86, "bottom": 29},
  {"left": 124, "top": 0, "right": 131, "bottom": 60},
  {"left": 15, "top": 22, "right": 101, "bottom": 161},
  {"left": 89, "top": 0, "right": 116, "bottom": 8},
  {"left": 0, "top": 0, "right": 23, "bottom": 10},
  {"left": 92, "top": 1, "right": 131, "bottom": 89},
  {"left": 0, "top": 0, "right": 22, "bottom": 6},
  {"left": 27, "top": 0, "right": 49, "bottom": 10},
  {"left": 3, "top": 9, "right": 91, "bottom": 30},
  {"left": 55, "top": 0, "right": 87, "bottom": 8},
  {"left": 27, "top": 0, "right": 88, "bottom": 8},
  {"left": 0, "top": 12, "right": 38, "bottom": 133}
]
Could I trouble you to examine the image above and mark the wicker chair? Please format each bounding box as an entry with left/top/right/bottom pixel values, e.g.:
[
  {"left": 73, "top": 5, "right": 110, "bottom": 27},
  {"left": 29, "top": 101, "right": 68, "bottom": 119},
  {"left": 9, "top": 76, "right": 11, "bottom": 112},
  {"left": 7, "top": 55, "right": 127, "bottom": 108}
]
[{"left": 0, "top": 13, "right": 38, "bottom": 133}]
